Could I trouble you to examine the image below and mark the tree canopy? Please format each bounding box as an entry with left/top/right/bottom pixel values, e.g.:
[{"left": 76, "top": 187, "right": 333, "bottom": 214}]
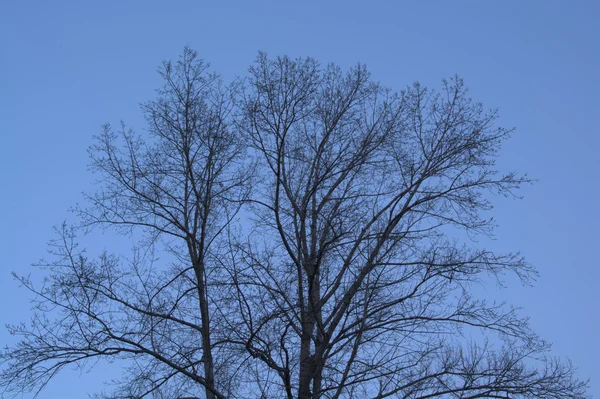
[{"left": 0, "top": 48, "right": 589, "bottom": 399}]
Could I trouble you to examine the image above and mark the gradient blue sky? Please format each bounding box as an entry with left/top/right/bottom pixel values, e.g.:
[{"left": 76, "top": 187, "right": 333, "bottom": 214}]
[{"left": 1, "top": 1, "right": 598, "bottom": 398}]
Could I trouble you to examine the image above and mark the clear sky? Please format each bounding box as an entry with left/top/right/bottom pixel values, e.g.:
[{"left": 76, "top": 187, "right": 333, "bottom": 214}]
[{"left": 1, "top": 1, "right": 598, "bottom": 398}]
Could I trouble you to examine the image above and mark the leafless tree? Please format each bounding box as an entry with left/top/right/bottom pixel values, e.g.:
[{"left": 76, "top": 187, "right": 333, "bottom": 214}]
[
  {"left": 1, "top": 48, "right": 248, "bottom": 399},
  {"left": 0, "top": 50, "right": 589, "bottom": 399},
  {"left": 222, "top": 54, "right": 588, "bottom": 399}
]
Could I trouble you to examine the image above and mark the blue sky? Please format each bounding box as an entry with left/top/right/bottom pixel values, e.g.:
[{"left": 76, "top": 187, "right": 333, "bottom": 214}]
[{"left": 1, "top": 1, "right": 598, "bottom": 398}]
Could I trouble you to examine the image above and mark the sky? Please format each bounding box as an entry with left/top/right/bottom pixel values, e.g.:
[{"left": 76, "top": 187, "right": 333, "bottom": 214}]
[{"left": 1, "top": 1, "right": 598, "bottom": 398}]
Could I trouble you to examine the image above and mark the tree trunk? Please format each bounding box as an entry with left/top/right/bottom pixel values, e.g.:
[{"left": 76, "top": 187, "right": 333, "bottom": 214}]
[
  {"left": 194, "top": 260, "right": 216, "bottom": 399},
  {"left": 297, "top": 322, "right": 315, "bottom": 399}
]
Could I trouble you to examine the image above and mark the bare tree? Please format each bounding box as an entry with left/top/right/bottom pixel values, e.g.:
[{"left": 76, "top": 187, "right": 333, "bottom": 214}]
[
  {"left": 224, "top": 54, "right": 588, "bottom": 399},
  {"left": 1, "top": 47, "right": 248, "bottom": 399},
  {"left": 0, "top": 50, "right": 589, "bottom": 399}
]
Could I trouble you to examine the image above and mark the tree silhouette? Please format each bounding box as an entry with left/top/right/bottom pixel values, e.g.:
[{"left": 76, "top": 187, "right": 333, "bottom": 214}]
[{"left": 0, "top": 48, "right": 589, "bottom": 399}]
